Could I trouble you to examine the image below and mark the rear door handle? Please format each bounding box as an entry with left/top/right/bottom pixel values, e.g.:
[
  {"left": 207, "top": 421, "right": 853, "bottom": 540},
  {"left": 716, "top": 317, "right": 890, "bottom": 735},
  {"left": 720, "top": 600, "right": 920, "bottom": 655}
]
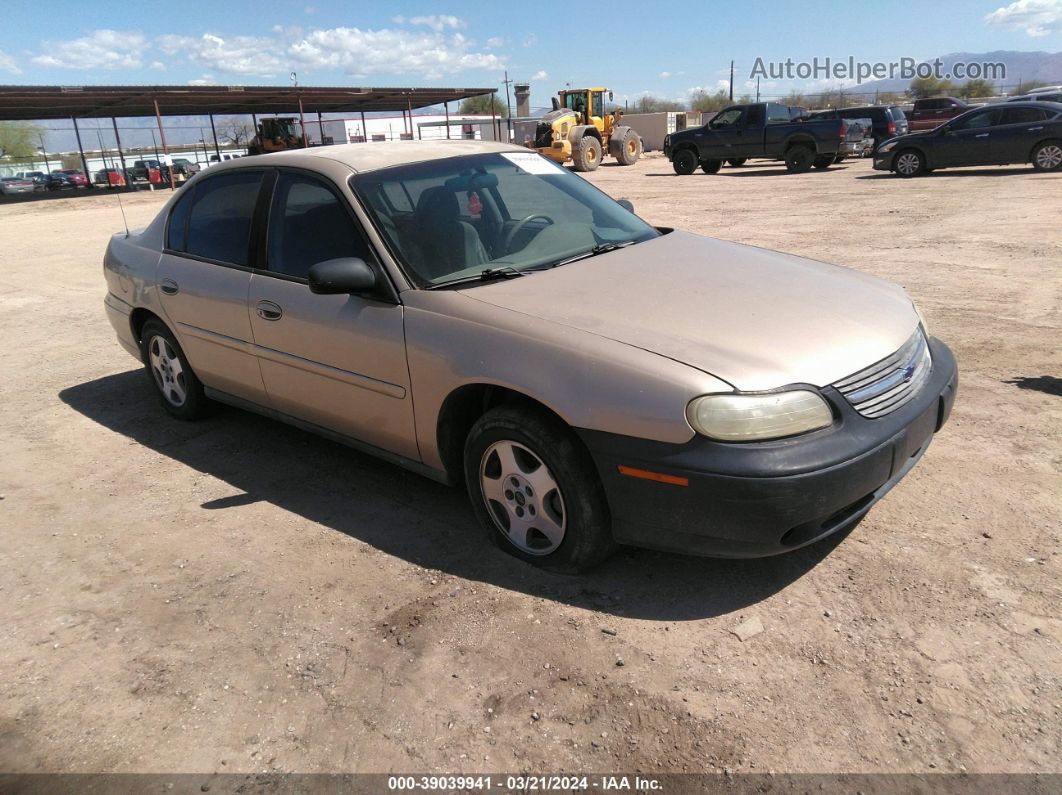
[
  {"left": 256, "top": 300, "right": 283, "bottom": 321},
  {"left": 1028, "top": 126, "right": 1043, "bottom": 131},
  {"left": 975, "top": 133, "right": 990, "bottom": 138},
  {"left": 160, "top": 279, "right": 179, "bottom": 295}
]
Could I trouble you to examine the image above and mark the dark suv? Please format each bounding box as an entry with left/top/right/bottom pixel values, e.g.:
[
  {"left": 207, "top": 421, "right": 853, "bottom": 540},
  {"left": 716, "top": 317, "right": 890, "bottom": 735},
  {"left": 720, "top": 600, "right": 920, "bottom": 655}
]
[{"left": 810, "top": 105, "right": 909, "bottom": 148}]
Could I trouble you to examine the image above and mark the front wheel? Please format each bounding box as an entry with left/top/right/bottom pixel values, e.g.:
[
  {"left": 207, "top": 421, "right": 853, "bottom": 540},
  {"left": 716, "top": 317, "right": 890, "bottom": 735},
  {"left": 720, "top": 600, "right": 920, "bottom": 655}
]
[
  {"left": 813, "top": 155, "right": 834, "bottom": 169},
  {"left": 672, "top": 148, "right": 698, "bottom": 175},
  {"left": 139, "top": 319, "right": 209, "bottom": 420},
  {"left": 894, "top": 149, "right": 926, "bottom": 177},
  {"left": 784, "top": 146, "right": 815, "bottom": 173},
  {"left": 1031, "top": 140, "right": 1062, "bottom": 171},
  {"left": 464, "top": 406, "right": 615, "bottom": 573},
  {"left": 700, "top": 159, "right": 722, "bottom": 174},
  {"left": 571, "top": 135, "right": 602, "bottom": 172}
]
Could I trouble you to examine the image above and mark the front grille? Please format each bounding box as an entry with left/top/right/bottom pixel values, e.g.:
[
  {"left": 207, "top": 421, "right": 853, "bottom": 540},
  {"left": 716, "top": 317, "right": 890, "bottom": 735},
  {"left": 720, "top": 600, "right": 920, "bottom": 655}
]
[{"left": 833, "top": 329, "right": 932, "bottom": 418}]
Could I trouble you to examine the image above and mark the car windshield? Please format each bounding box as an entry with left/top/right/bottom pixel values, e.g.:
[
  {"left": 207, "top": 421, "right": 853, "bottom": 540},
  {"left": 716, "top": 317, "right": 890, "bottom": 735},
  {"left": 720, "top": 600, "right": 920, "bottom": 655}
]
[{"left": 351, "top": 151, "right": 658, "bottom": 287}]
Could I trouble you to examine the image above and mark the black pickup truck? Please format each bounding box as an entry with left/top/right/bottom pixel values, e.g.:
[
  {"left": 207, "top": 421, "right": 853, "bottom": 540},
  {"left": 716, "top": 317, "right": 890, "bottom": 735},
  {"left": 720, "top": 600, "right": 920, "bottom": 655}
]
[{"left": 664, "top": 102, "right": 865, "bottom": 174}]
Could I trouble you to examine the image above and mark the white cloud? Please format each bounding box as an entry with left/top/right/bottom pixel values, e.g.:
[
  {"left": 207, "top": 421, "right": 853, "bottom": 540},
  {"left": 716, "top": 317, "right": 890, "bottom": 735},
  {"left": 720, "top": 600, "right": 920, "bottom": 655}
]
[
  {"left": 188, "top": 74, "right": 217, "bottom": 86},
  {"left": 486, "top": 36, "right": 505, "bottom": 48},
  {"left": 393, "top": 14, "right": 465, "bottom": 32},
  {"left": 31, "top": 29, "right": 147, "bottom": 70},
  {"left": 658, "top": 71, "right": 685, "bottom": 79},
  {"left": 158, "top": 33, "right": 286, "bottom": 76},
  {"left": 150, "top": 60, "right": 166, "bottom": 71},
  {"left": 531, "top": 69, "right": 548, "bottom": 80},
  {"left": 985, "top": 0, "right": 1062, "bottom": 37},
  {"left": 288, "top": 26, "right": 504, "bottom": 80},
  {"left": 0, "top": 49, "right": 20, "bottom": 74}
]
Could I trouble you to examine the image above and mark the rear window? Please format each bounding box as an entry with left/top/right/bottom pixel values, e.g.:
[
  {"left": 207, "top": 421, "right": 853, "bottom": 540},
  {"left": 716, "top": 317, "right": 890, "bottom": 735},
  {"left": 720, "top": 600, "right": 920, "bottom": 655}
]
[
  {"left": 888, "top": 106, "right": 906, "bottom": 120},
  {"left": 184, "top": 170, "right": 264, "bottom": 266},
  {"left": 1000, "top": 107, "right": 1047, "bottom": 124}
]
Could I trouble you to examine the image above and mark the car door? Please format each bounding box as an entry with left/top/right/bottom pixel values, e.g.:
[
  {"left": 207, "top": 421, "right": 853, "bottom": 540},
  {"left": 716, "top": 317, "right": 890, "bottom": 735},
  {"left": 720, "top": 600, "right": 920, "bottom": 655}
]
[
  {"left": 701, "top": 107, "right": 746, "bottom": 158},
  {"left": 247, "top": 169, "right": 418, "bottom": 461},
  {"left": 990, "top": 107, "right": 1049, "bottom": 164},
  {"left": 157, "top": 169, "right": 269, "bottom": 405},
  {"left": 936, "top": 108, "right": 999, "bottom": 166}
]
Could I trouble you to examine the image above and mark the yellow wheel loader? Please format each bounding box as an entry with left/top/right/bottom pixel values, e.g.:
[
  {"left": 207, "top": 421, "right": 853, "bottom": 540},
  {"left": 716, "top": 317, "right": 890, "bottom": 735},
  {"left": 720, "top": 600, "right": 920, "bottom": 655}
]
[
  {"left": 530, "top": 87, "right": 642, "bottom": 172},
  {"left": 247, "top": 117, "right": 303, "bottom": 156}
]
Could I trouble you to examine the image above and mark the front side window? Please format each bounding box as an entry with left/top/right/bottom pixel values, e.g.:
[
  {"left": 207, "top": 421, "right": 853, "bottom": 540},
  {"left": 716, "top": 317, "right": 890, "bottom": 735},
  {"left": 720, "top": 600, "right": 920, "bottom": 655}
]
[
  {"left": 185, "top": 170, "right": 263, "bottom": 266},
  {"left": 592, "top": 92, "right": 604, "bottom": 118},
  {"left": 951, "top": 110, "right": 999, "bottom": 130},
  {"left": 266, "top": 172, "right": 373, "bottom": 279},
  {"left": 353, "top": 152, "right": 658, "bottom": 287},
  {"left": 710, "top": 108, "right": 744, "bottom": 129}
]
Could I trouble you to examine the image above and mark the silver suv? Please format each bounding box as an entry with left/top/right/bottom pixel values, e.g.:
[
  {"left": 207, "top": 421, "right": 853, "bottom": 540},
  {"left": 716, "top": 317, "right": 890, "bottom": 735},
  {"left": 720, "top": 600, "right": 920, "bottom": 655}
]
[{"left": 103, "top": 141, "right": 957, "bottom": 572}]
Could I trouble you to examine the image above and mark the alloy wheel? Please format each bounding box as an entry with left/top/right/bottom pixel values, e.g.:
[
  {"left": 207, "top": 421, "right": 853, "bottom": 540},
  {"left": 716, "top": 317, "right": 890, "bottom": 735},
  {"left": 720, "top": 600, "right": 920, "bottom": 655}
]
[
  {"left": 896, "top": 152, "right": 921, "bottom": 175},
  {"left": 479, "top": 440, "right": 566, "bottom": 555},
  {"left": 148, "top": 335, "right": 187, "bottom": 407},
  {"left": 1036, "top": 144, "right": 1062, "bottom": 170}
]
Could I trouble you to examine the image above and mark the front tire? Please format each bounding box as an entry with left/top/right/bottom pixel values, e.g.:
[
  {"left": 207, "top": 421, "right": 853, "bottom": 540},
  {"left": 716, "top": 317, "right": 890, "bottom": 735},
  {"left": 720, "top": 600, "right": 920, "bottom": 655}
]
[
  {"left": 463, "top": 405, "right": 615, "bottom": 573},
  {"left": 894, "top": 149, "right": 926, "bottom": 177},
  {"left": 726, "top": 158, "right": 746, "bottom": 167},
  {"left": 784, "top": 145, "right": 815, "bottom": 173},
  {"left": 700, "top": 159, "right": 722, "bottom": 174},
  {"left": 1031, "top": 140, "right": 1062, "bottom": 171},
  {"left": 813, "top": 155, "right": 834, "bottom": 169},
  {"left": 672, "top": 148, "right": 698, "bottom": 175},
  {"left": 139, "top": 319, "right": 209, "bottom": 420},
  {"left": 571, "top": 135, "right": 602, "bottom": 172}
]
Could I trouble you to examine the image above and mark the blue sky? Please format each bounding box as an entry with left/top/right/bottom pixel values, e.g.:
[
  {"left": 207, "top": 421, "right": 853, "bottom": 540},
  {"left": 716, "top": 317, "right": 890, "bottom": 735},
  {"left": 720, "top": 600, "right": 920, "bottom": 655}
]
[{"left": 2, "top": 0, "right": 1060, "bottom": 108}]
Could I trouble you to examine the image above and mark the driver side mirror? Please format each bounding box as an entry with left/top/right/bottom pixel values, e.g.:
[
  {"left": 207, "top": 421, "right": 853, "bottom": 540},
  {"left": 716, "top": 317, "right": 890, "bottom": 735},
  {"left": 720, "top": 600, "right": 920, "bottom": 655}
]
[
  {"left": 308, "top": 257, "right": 376, "bottom": 295},
  {"left": 616, "top": 198, "right": 635, "bottom": 213}
]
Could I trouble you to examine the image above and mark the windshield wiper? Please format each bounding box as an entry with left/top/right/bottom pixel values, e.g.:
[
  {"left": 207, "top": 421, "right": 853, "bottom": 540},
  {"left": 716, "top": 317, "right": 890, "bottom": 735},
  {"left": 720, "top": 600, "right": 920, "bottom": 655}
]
[
  {"left": 426, "top": 266, "right": 526, "bottom": 290},
  {"left": 550, "top": 240, "right": 638, "bottom": 268}
]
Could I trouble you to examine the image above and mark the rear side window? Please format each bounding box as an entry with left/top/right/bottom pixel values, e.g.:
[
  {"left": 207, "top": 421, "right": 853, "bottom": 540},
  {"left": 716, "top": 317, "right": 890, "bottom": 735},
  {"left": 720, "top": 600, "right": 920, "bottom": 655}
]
[
  {"left": 745, "top": 104, "right": 765, "bottom": 127},
  {"left": 185, "top": 170, "right": 264, "bottom": 266},
  {"left": 166, "top": 187, "right": 194, "bottom": 251},
  {"left": 1000, "top": 107, "right": 1047, "bottom": 124},
  {"left": 767, "top": 104, "right": 791, "bottom": 124},
  {"left": 266, "top": 172, "right": 373, "bottom": 280}
]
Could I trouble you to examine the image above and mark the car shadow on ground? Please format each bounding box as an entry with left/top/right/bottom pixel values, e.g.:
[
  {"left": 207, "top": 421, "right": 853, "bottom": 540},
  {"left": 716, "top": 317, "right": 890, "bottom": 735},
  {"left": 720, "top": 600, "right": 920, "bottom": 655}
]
[
  {"left": 59, "top": 370, "right": 852, "bottom": 622},
  {"left": 856, "top": 167, "right": 1039, "bottom": 180},
  {"left": 1005, "top": 375, "right": 1062, "bottom": 396},
  {"left": 645, "top": 167, "right": 848, "bottom": 177}
]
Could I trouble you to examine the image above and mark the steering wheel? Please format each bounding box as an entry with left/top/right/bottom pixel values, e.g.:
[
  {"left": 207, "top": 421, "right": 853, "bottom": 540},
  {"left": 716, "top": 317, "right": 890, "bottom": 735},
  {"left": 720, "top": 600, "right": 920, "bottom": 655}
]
[{"left": 503, "top": 214, "right": 554, "bottom": 254}]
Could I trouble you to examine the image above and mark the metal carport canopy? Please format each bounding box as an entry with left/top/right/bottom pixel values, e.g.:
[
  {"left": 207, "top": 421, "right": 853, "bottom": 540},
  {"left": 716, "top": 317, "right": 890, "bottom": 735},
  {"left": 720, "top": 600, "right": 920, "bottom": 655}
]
[{"left": 0, "top": 84, "right": 497, "bottom": 120}]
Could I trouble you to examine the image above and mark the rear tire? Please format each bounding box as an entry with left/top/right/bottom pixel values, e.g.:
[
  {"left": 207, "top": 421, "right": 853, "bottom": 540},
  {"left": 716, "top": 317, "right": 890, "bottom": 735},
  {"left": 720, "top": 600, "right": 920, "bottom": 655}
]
[
  {"left": 571, "top": 135, "right": 602, "bottom": 172},
  {"left": 785, "top": 146, "right": 815, "bottom": 173},
  {"left": 672, "top": 148, "right": 698, "bottom": 175},
  {"left": 700, "top": 159, "right": 723, "bottom": 174},
  {"left": 139, "top": 319, "right": 209, "bottom": 420},
  {"left": 813, "top": 155, "right": 834, "bottom": 169},
  {"left": 726, "top": 158, "right": 746, "bottom": 167},
  {"left": 894, "top": 149, "right": 925, "bottom": 177},
  {"left": 1031, "top": 140, "right": 1062, "bottom": 171},
  {"left": 463, "top": 405, "right": 616, "bottom": 573},
  {"left": 613, "top": 128, "right": 641, "bottom": 165}
]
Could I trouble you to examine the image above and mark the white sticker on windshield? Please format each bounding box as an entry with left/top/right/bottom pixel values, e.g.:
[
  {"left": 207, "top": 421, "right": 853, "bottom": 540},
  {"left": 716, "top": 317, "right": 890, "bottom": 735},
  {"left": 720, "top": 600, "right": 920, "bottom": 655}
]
[{"left": 501, "top": 151, "right": 566, "bottom": 175}]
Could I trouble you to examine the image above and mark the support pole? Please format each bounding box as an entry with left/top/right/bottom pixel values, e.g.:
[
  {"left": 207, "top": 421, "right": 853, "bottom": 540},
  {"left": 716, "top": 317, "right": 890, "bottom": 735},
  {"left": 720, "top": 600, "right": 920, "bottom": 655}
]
[
  {"left": 360, "top": 110, "right": 367, "bottom": 142},
  {"left": 209, "top": 113, "right": 222, "bottom": 161},
  {"left": 111, "top": 117, "right": 128, "bottom": 184},
  {"left": 317, "top": 110, "right": 325, "bottom": 145},
  {"left": 490, "top": 93, "right": 498, "bottom": 142},
  {"left": 38, "top": 133, "right": 51, "bottom": 172},
  {"left": 71, "top": 117, "right": 90, "bottom": 186},
  {"left": 298, "top": 95, "right": 308, "bottom": 147},
  {"left": 407, "top": 95, "right": 413, "bottom": 137},
  {"left": 444, "top": 101, "right": 451, "bottom": 140},
  {"left": 152, "top": 97, "right": 176, "bottom": 190}
]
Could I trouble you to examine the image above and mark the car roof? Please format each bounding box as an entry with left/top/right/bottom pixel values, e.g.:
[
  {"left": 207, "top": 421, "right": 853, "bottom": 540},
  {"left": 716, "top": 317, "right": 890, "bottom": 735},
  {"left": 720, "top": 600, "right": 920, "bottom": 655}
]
[{"left": 213, "top": 139, "right": 527, "bottom": 174}]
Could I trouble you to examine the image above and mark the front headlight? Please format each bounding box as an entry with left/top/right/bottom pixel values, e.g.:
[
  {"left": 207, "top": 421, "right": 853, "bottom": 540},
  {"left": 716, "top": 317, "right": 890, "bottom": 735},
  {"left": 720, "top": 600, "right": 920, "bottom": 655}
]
[
  {"left": 912, "top": 301, "right": 929, "bottom": 336},
  {"left": 879, "top": 140, "right": 898, "bottom": 153},
  {"left": 687, "top": 391, "right": 834, "bottom": 442}
]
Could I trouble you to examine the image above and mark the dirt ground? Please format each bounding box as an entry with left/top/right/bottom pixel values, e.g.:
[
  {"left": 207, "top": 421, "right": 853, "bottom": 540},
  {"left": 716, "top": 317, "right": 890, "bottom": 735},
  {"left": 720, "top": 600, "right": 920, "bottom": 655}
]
[{"left": 1, "top": 155, "right": 1059, "bottom": 778}]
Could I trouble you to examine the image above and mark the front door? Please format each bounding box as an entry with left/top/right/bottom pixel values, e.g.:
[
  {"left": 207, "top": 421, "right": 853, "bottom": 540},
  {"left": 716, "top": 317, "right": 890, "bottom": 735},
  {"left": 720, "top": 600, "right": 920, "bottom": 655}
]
[
  {"left": 936, "top": 108, "right": 999, "bottom": 167},
  {"left": 157, "top": 169, "right": 268, "bottom": 405},
  {"left": 247, "top": 170, "right": 418, "bottom": 461}
]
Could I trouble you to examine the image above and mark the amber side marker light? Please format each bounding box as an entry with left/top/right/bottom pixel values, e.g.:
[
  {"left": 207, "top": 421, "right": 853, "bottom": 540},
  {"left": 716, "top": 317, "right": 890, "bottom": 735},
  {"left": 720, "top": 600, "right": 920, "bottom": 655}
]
[{"left": 617, "top": 465, "right": 689, "bottom": 487}]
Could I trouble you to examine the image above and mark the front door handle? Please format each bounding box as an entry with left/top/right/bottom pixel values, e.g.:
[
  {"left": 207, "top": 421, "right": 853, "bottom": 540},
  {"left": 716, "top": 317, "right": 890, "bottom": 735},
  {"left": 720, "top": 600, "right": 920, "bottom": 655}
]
[
  {"left": 975, "top": 133, "right": 990, "bottom": 138},
  {"left": 160, "top": 279, "right": 179, "bottom": 295},
  {"left": 256, "top": 300, "right": 283, "bottom": 321},
  {"left": 1028, "top": 126, "right": 1043, "bottom": 131}
]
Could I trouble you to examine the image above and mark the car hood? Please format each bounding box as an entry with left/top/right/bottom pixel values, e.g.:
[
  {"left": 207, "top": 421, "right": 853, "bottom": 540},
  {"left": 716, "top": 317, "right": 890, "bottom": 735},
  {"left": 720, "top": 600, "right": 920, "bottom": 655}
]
[{"left": 462, "top": 230, "right": 918, "bottom": 391}]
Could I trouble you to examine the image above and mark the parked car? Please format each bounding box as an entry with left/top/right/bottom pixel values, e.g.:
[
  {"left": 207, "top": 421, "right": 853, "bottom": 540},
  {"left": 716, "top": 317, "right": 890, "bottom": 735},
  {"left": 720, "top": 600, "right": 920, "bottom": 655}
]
[
  {"left": 103, "top": 141, "right": 957, "bottom": 572},
  {"left": 0, "top": 176, "right": 35, "bottom": 195},
  {"left": 170, "top": 158, "right": 201, "bottom": 177},
  {"left": 52, "top": 168, "right": 89, "bottom": 188},
  {"left": 128, "top": 160, "right": 171, "bottom": 182},
  {"left": 664, "top": 102, "right": 866, "bottom": 174},
  {"left": 94, "top": 167, "right": 128, "bottom": 187},
  {"left": 1008, "top": 90, "right": 1062, "bottom": 104},
  {"left": 809, "top": 105, "right": 909, "bottom": 149},
  {"left": 907, "top": 97, "right": 970, "bottom": 131},
  {"left": 806, "top": 111, "right": 875, "bottom": 157},
  {"left": 15, "top": 170, "right": 46, "bottom": 180},
  {"left": 42, "top": 173, "right": 76, "bottom": 191},
  {"left": 873, "top": 101, "right": 1062, "bottom": 176}
]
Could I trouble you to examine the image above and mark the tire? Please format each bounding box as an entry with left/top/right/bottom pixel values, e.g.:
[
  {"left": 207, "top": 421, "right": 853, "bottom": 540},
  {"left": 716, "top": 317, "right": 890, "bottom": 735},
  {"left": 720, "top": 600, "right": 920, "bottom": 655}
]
[
  {"left": 1031, "top": 140, "right": 1062, "bottom": 172},
  {"left": 726, "top": 158, "right": 747, "bottom": 167},
  {"left": 700, "top": 159, "right": 723, "bottom": 174},
  {"left": 813, "top": 155, "right": 834, "bottom": 169},
  {"left": 463, "top": 405, "right": 616, "bottom": 573},
  {"left": 139, "top": 319, "right": 209, "bottom": 420},
  {"left": 613, "top": 128, "right": 641, "bottom": 166},
  {"left": 784, "top": 145, "right": 815, "bottom": 173},
  {"left": 571, "top": 135, "right": 603, "bottom": 172},
  {"left": 672, "top": 148, "right": 698, "bottom": 175},
  {"left": 894, "top": 149, "right": 925, "bottom": 178}
]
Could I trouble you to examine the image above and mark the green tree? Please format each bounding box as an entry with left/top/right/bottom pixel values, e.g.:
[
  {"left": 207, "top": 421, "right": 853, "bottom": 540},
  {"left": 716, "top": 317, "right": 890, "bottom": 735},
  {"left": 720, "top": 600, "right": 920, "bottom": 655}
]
[
  {"left": 958, "top": 79, "right": 996, "bottom": 99},
  {"left": 908, "top": 77, "right": 955, "bottom": 98},
  {"left": 1011, "top": 80, "right": 1049, "bottom": 95},
  {"left": 457, "top": 94, "right": 508, "bottom": 117},
  {"left": 628, "top": 94, "right": 685, "bottom": 113},
  {"left": 0, "top": 122, "right": 42, "bottom": 160},
  {"left": 688, "top": 89, "right": 731, "bottom": 112}
]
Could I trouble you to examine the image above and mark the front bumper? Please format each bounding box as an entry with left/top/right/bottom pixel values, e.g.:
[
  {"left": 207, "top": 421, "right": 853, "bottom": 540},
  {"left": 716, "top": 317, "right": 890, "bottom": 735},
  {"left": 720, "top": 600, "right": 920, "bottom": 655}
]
[{"left": 577, "top": 337, "right": 958, "bottom": 558}]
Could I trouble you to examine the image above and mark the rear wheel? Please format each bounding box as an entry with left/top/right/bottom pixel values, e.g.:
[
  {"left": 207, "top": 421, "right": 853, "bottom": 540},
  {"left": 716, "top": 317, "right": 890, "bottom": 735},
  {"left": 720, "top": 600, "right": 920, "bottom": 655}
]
[
  {"left": 613, "top": 128, "right": 641, "bottom": 165},
  {"left": 1031, "top": 140, "right": 1062, "bottom": 171},
  {"left": 139, "top": 319, "right": 209, "bottom": 420},
  {"left": 726, "top": 158, "right": 747, "bottom": 167},
  {"left": 672, "top": 148, "right": 698, "bottom": 175},
  {"left": 894, "top": 149, "right": 925, "bottom": 177},
  {"left": 464, "top": 405, "right": 615, "bottom": 573},
  {"left": 813, "top": 155, "right": 834, "bottom": 169},
  {"left": 571, "top": 135, "right": 602, "bottom": 172},
  {"left": 700, "top": 159, "right": 723, "bottom": 174},
  {"left": 785, "top": 145, "right": 815, "bottom": 173}
]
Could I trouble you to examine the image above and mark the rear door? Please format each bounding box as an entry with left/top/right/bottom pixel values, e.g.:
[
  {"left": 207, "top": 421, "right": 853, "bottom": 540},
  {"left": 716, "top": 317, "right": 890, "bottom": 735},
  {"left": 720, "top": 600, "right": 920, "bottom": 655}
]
[
  {"left": 990, "top": 107, "right": 1049, "bottom": 163},
  {"left": 157, "top": 169, "right": 269, "bottom": 404},
  {"left": 247, "top": 168, "right": 418, "bottom": 460}
]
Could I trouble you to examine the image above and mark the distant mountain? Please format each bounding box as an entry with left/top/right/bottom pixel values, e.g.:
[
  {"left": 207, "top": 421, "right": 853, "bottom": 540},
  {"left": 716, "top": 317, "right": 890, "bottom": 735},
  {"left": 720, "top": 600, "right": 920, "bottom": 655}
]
[{"left": 856, "top": 50, "right": 1061, "bottom": 95}]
